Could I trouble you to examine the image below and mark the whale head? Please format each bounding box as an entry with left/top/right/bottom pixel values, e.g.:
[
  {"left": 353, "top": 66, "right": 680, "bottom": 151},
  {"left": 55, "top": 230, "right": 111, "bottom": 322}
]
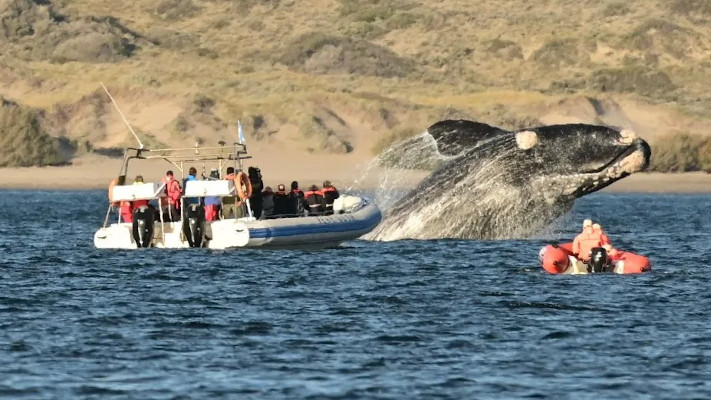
[{"left": 367, "top": 120, "right": 651, "bottom": 240}]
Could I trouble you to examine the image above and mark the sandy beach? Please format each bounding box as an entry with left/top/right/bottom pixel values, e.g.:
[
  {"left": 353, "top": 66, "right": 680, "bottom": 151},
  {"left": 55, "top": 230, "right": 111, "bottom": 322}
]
[{"left": 0, "top": 152, "right": 710, "bottom": 193}]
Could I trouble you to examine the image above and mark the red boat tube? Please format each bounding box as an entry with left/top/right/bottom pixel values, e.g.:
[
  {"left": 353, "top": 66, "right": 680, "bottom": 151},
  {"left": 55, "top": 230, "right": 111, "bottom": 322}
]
[{"left": 539, "top": 242, "right": 651, "bottom": 275}]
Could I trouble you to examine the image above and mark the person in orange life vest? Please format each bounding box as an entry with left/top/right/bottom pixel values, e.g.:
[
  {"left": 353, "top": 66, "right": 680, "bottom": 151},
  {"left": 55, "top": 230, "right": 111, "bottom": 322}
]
[
  {"left": 221, "top": 167, "right": 244, "bottom": 219},
  {"left": 572, "top": 219, "right": 605, "bottom": 262},
  {"left": 288, "top": 181, "right": 305, "bottom": 216},
  {"left": 272, "top": 184, "right": 291, "bottom": 217},
  {"left": 161, "top": 170, "right": 182, "bottom": 221},
  {"left": 304, "top": 184, "right": 324, "bottom": 216},
  {"left": 592, "top": 223, "right": 611, "bottom": 246},
  {"left": 321, "top": 180, "right": 340, "bottom": 215}
]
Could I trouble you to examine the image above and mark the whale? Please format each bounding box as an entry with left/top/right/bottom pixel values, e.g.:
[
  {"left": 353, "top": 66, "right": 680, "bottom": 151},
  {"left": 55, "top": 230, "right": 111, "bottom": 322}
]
[{"left": 367, "top": 120, "right": 651, "bottom": 241}]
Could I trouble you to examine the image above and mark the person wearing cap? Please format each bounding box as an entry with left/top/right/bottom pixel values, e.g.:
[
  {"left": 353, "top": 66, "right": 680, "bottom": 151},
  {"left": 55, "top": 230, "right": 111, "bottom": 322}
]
[
  {"left": 321, "top": 180, "right": 340, "bottom": 215},
  {"left": 131, "top": 175, "right": 150, "bottom": 215},
  {"left": 572, "top": 219, "right": 602, "bottom": 262},
  {"left": 272, "top": 184, "right": 290, "bottom": 217}
]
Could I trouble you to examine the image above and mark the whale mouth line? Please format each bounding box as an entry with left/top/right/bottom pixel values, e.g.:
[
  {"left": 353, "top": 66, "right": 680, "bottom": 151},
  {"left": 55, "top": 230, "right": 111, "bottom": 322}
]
[{"left": 583, "top": 142, "right": 643, "bottom": 175}]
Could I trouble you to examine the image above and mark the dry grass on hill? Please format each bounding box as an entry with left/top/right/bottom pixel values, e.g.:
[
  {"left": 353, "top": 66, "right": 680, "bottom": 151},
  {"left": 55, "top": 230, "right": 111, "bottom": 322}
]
[{"left": 1, "top": 0, "right": 711, "bottom": 169}]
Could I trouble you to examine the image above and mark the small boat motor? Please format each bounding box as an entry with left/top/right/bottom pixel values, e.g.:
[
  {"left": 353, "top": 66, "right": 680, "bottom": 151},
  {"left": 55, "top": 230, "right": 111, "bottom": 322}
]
[
  {"left": 587, "top": 247, "right": 608, "bottom": 273},
  {"left": 132, "top": 206, "right": 155, "bottom": 248},
  {"left": 183, "top": 204, "right": 206, "bottom": 248}
]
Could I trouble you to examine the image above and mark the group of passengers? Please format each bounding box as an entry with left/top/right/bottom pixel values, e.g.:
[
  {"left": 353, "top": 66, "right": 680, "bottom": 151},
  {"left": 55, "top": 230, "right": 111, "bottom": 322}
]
[
  {"left": 572, "top": 219, "right": 620, "bottom": 266},
  {"left": 115, "top": 166, "right": 340, "bottom": 223}
]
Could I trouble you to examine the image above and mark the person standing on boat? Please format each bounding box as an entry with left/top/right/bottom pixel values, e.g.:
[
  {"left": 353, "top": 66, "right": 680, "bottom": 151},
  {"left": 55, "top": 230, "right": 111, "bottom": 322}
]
[
  {"left": 272, "top": 184, "right": 290, "bottom": 217},
  {"left": 221, "top": 167, "right": 243, "bottom": 219},
  {"left": 204, "top": 169, "right": 221, "bottom": 221},
  {"left": 183, "top": 167, "right": 200, "bottom": 206},
  {"left": 288, "top": 181, "right": 305, "bottom": 217},
  {"left": 132, "top": 175, "right": 150, "bottom": 212},
  {"left": 248, "top": 166, "right": 264, "bottom": 219},
  {"left": 321, "top": 180, "right": 340, "bottom": 215},
  {"left": 304, "top": 185, "right": 325, "bottom": 215},
  {"left": 162, "top": 170, "right": 182, "bottom": 222}
]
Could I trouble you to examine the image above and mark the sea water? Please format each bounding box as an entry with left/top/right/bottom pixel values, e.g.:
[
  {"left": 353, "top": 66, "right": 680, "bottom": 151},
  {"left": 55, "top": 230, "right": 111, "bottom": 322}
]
[{"left": 1, "top": 190, "right": 710, "bottom": 399}]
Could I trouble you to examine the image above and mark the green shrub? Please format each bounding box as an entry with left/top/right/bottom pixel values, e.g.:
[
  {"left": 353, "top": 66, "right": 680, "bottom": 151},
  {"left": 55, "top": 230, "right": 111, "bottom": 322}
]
[
  {"left": 279, "top": 32, "right": 415, "bottom": 77},
  {"left": 0, "top": 99, "right": 64, "bottom": 167},
  {"left": 586, "top": 66, "right": 676, "bottom": 97},
  {"left": 531, "top": 38, "right": 589, "bottom": 68},
  {"left": 649, "top": 132, "right": 711, "bottom": 172}
]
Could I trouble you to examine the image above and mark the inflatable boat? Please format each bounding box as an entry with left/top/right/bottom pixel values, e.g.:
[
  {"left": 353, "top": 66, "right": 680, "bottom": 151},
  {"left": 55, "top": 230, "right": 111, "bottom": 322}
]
[
  {"left": 93, "top": 143, "right": 382, "bottom": 250},
  {"left": 539, "top": 242, "right": 651, "bottom": 275}
]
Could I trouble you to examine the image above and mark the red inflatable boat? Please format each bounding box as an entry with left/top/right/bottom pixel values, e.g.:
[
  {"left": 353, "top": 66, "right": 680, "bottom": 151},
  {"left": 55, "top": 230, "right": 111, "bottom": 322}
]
[{"left": 539, "top": 242, "right": 651, "bottom": 275}]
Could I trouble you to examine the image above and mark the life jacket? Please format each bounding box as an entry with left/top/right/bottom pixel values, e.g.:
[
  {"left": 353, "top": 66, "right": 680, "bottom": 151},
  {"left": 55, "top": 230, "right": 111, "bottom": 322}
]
[
  {"left": 304, "top": 190, "right": 324, "bottom": 215},
  {"left": 573, "top": 230, "right": 604, "bottom": 261},
  {"left": 165, "top": 178, "right": 182, "bottom": 207},
  {"left": 321, "top": 186, "right": 339, "bottom": 209}
]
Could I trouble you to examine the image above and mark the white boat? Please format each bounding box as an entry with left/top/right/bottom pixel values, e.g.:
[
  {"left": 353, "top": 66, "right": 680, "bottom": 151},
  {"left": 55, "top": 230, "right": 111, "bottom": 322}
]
[{"left": 93, "top": 143, "right": 382, "bottom": 250}]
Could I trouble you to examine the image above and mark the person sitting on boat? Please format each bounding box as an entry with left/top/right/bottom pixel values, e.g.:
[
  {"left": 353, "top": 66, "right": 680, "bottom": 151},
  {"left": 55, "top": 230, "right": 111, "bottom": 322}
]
[
  {"left": 183, "top": 167, "right": 200, "bottom": 206},
  {"left": 592, "top": 223, "right": 611, "bottom": 246},
  {"left": 248, "top": 166, "right": 264, "bottom": 219},
  {"left": 572, "top": 219, "right": 605, "bottom": 262},
  {"left": 321, "top": 180, "right": 340, "bottom": 215},
  {"left": 262, "top": 186, "right": 275, "bottom": 218},
  {"left": 221, "top": 167, "right": 243, "bottom": 219},
  {"left": 288, "top": 181, "right": 305, "bottom": 217},
  {"left": 204, "top": 169, "right": 221, "bottom": 221},
  {"left": 162, "top": 170, "right": 182, "bottom": 222},
  {"left": 304, "top": 185, "right": 325, "bottom": 216},
  {"left": 272, "top": 184, "right": 290, "bottom": 217}
]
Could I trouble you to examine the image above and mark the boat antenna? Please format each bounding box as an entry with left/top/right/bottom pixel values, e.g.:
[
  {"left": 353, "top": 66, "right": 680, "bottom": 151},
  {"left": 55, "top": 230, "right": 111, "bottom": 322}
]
[{"left": 100, "top": 82, "right": 144, "bottom": 150}]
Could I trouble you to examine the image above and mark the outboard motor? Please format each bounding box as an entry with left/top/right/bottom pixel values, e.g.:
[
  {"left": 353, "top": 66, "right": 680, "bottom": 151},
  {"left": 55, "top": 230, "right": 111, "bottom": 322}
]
[
  {"left": 132, "top": 206, "right": 155, "bottom": 248},
  {"left": 182, "top": 204, "right": 206, "bottom": 248},
  {"left": 587, "top": 247, "right": 608, "bottom": 273}
]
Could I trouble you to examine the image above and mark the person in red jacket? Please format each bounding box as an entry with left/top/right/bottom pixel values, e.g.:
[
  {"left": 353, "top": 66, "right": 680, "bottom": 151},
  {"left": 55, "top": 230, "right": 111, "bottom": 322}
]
[
  {"left": 161, "top": 170, "right": 182, "bottom": 221},
  {"left": 592, "top": 223, "right": 611, "bottom": 246}
]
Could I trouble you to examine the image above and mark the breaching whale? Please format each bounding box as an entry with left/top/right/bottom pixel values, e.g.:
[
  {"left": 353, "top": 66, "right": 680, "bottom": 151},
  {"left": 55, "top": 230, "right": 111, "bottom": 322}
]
[{"left": 367, "top": 120, "right": 651, "bottom": 241}]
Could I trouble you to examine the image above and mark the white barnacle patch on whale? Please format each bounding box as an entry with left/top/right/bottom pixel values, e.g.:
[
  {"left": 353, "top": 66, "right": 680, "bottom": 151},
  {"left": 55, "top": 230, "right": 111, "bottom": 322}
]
[
  {"left": 619, "top": 129, "right": 637, "bottom": 145},
  {"left": 515, "top": 130, "right": 538, "bottom": 150}
]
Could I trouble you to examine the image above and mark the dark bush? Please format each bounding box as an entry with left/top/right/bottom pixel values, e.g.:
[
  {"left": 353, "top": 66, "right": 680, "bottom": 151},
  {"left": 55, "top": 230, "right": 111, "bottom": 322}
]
[
  {"left": 279, "top": 32, "right": 414, "bottom": 78},
  {"left": 0, "top": 99, "right": 64, "bottom": 167},
  {"left": 649, "top": 132, "right": 711, "bottom": 172},
  {"left": 586, "top": 67, "right": 676, "bottom": 97}
]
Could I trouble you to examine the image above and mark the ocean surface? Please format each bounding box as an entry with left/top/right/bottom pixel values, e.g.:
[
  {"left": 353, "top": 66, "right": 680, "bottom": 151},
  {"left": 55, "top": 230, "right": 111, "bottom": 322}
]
[{"left": 1, "top": 190, "right": 710, "bottom": 399}]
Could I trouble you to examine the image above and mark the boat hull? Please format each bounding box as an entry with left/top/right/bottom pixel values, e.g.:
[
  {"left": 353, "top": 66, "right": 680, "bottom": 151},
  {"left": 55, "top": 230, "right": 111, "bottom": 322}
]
[
  {"left": 94, "top": 201, "right": 382, "bottom": 250},
  {"left": 539, "top": 242, "right": 651, "bottom": 275}
]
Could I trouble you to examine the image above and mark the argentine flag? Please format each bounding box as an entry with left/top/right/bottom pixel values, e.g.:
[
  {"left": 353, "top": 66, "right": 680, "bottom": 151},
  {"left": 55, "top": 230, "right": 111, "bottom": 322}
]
[{"left": 237, "top": 120, "right": 245, "bottom": 144}]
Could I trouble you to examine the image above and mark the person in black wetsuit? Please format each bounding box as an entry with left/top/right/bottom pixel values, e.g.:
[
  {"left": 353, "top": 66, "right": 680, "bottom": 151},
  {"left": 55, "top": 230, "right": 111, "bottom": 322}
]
[
  {"left": 288, "top": 181, "right": 305, "bottom": 217},
  {"left": 247, "top": 166, "right": 264, "bottom": 219},
  {"left": 272, "top": 184, "right": 290, "bottom": 217}
]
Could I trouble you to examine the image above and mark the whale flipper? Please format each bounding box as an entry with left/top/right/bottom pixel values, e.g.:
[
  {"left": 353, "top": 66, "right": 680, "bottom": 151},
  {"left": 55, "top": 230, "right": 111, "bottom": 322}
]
[{"left": 427, "top": 120, "right": 509, "bottom": 156}]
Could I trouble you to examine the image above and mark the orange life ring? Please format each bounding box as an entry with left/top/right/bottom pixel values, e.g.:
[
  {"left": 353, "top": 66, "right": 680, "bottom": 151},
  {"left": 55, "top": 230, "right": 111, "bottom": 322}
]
[{"left": 236, "top": 171, "right": 253, "bottom": 200}]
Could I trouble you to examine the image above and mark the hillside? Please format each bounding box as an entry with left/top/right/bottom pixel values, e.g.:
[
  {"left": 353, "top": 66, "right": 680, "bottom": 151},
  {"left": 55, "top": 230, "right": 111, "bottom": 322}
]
[{"left": 2, "top": 0, "right": 711, "bottom": 173}]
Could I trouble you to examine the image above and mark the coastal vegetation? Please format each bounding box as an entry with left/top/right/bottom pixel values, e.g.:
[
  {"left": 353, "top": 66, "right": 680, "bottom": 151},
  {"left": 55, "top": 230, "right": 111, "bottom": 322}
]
[{"left": 0, "top": 0, "right": 711, "bottom": 171}]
